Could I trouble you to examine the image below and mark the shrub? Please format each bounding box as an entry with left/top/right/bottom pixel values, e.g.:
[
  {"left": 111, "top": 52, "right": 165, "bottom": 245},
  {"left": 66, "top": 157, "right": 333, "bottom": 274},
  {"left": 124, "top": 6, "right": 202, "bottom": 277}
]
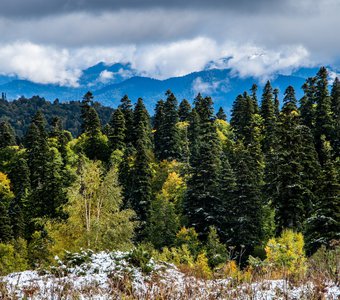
[
  {"left": 0, "top": 239, "right": 28, "bottom": 275},
  {"left": 205, "top": 226, "right": 228, "bottom": 268},
  {"left": 175, "top": 227, "right": 201, "bottom": 258},
  {"left": 264, "top": 229, "right": 307, "bottom": 279},
  {"left": 192, "top": 252, "right": 212, "bottom": 279}
]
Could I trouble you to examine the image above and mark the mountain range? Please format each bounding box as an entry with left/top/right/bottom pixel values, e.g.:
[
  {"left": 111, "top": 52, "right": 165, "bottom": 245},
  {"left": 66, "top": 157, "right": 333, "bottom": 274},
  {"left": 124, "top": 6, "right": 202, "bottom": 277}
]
[{"left": 0, "top": 62, "right": 332, "bottom": 113}]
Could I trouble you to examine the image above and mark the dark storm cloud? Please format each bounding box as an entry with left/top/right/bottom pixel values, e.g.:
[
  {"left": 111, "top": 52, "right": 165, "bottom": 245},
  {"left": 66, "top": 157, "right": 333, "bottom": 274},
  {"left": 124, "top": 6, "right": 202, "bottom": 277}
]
[{"left": 0, "top": 0, "right": 295, "bottom": 18}]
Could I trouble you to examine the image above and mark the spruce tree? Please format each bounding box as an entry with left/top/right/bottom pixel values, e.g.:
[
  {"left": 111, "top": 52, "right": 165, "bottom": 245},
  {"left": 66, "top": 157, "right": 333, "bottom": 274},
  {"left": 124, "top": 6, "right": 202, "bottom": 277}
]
[
  {"left": 8, "top": 157, "right": 30, "bottom": 239},
  {"left": 0, "top": 121, "right": 16, "bottom": 148},
  {"left": 314, "top": 67, "right": 333, "bottom": 164},
  {"left": 260, "top": 81, "right": 276, "bottom": 153},
  {"left": 118, "top": 95, "right": 134, "bottom": 145},
  {"left": 305, "top": 138, "right": 340, "bottom": 254},
  {"left": 330, "top": 77, "right": 340, "bottom": 157},
  {"left": 154, "top": 100, "right": 165, "bottom": 160},
  {"left": 185, "top": 96, "right": 222, "bottom": 238},
  {"left": 216, "top": 107, "right": 227, "bottom": 121},
  {"left": 267, "top": 86, "right": 319, "bottom": 233},
  {"left": 108, "top": 108, "right": 126, "bottom": 151},
  {"left": 250, "top": 83, "right": 259, "bottom": 114},
  {"left": 188, "top": 108, "right": 201, "bottom": 166},
  {"left": 178, "top": 99, "right": 192, "bottom": 122},
  {"left": 273, "top": 88, "right": 280, "bottom": 118},
  {"left": 80, "top": 91, "right": 94, "bottom": 134},
  {"left": 300, "top": 77, "right": 317, "bottom": 130},
  {"left": 133, "top": 98, "right": 153, "bottom": 149},
  {"left": 155, "top": 90, "right": 181, "bottom": 161}
]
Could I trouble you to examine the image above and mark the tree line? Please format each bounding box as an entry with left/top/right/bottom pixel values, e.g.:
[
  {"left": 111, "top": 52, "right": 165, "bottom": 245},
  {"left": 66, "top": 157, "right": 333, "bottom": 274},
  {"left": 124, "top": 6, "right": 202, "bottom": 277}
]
[{"left": 0, "top": 67, "right": 338, "bottom": 269}]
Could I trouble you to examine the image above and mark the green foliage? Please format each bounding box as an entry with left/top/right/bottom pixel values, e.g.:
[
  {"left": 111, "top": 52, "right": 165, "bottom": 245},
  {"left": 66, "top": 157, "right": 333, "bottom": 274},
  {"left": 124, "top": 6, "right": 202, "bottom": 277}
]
[
  {"left": 205, "top": 226, "right": 227, "bottom": 268},
  {"left": 0, "top": 172, "right": 14, "bottom": 242},
  {"left": 175, "top": 227, "right": 201, "bottom": 257},
  {"left": 0, "top": 121, "right": 16, "bottom": 148},
  {"left": 0, "top": 239, "right": 28, "bottom": 275},
  {"left": 28, "top": 231, "right": 51, "bottom": 268},
  {"left": 264, "top": 230, "right": 307, "bottom": 278},
  {"left": 128, "top": 245, "right": 154, "bottom": 273},
  {"left": 47, "top": 159, "right": 136, "bottom": 256}
]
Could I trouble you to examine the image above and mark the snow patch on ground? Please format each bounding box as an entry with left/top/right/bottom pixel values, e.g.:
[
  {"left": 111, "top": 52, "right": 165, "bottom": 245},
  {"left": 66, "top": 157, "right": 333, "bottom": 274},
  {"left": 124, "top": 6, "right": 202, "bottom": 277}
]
[{"left": 1, "top": 250, "right": 339, "bottom": 299}]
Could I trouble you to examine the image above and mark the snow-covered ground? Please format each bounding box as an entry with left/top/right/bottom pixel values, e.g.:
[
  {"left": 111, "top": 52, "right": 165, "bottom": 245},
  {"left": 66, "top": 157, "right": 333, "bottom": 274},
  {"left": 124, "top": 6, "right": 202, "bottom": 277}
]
[{"left": 1, "top": 250, "right": 339, "bottom": 299}]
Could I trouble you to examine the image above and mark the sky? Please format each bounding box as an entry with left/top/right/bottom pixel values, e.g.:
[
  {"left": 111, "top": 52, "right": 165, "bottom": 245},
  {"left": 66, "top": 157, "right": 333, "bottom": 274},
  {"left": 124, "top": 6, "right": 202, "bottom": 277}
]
[{"left": 0, "top": 0, "right": 339, "bottom": 86}]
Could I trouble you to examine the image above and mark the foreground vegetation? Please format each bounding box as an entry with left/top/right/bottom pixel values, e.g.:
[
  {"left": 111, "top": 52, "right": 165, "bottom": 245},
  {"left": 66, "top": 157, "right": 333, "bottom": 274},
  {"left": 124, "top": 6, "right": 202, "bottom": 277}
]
[{"left": 0, "top": 67, "right": 339, "bottom": 297}]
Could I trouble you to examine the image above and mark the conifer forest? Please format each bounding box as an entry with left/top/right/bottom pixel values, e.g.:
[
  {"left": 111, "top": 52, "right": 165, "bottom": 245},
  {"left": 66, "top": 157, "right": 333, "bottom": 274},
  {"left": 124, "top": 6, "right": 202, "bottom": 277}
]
[{"left": 0, "top": 67, "right": 339, "bottom": 299}]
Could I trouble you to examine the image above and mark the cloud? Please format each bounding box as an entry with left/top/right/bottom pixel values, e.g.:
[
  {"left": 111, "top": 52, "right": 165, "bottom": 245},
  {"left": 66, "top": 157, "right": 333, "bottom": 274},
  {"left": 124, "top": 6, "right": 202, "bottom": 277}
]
[
  {"left": 0, "top": 39, "right": 313, "bottom": 86},
  {"left": 192, "top": 77, "right": 230, "bottom": 95},
  {"left": 0, "top": 42, "right": 81, "bottom": 86}
]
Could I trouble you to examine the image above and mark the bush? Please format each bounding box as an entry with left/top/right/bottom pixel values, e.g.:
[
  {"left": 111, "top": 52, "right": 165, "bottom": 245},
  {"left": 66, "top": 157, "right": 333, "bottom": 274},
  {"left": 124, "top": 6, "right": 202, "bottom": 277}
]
[
  {"left": 0, "top": 239, "right": 28, "bottom": 275},
  {"left": 205, "top": 226, "right": 228, "bottom": 268},
  {"left": 192, "top": 252, "right": 212, "bottom": 279},
  {"left": 175, "top": 227, "right": 201, "bottom": 258},
  {"left": 264, "top": 230, "right": 307, "bottom": 279}
]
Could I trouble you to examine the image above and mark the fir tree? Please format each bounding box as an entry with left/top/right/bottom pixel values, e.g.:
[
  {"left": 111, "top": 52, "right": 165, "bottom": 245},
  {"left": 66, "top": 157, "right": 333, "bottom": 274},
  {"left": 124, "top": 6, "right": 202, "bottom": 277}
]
[
  {"left": 154, "top": 100, "right": 165, "bottom": 160},
  {"left": 185, "top": 97, "right": 222, "bottom": 239},
  {"left": 260, "top": 81, "right": 276, "bottom": 153},
  {"left": 80, "top": 91, "right": 94, "bottom": 134},
  {"left": 305, "top": 138, "right": 340, "bottom": 254},
  {"left": 315, "top": 67, "right": 333, "bottom": 164},
  {"left": 108, "top": 108, "right": 126, "bottom": 151},
  {"left": 273, "top": 88, "right": 280, "bottom": 118},
  {"left": 300, "top": 77, "right": 317, "bottom": 130},
  {"left": 133, "top": 98, "right": 153, "bottom": 150},
  {"left": 267, "top": 86, "right": 319, "bottom": 233},
  {"left": 188, "top": 108, "right": 201, "bottom": 166},
  {"left": 118, "top": 95, "right": 134, "bottom": 145},
  {"left": 178, "top": 99, "right": 192, "bottom": 122},
  {"left": 216, "top": 107, "right": 227, "bottom": 121},
  {"left": 250, "top": 83, "right": 259, "bottom": 114},
  {"left": 330, "top": 77, "right": 340, "bottom": 157},
  {"left": 155, "top": 90, "right": 181, "bottom": 161},
  {"left": 0, "top": 121, "right": 16, "bottom": 148}
]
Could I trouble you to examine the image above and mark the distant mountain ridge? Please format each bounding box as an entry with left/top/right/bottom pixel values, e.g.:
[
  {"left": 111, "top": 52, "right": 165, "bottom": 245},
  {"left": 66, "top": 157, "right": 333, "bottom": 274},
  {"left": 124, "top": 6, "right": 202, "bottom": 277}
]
[{"left": 0, "top": 63, "right": 335, "bottom": 112}]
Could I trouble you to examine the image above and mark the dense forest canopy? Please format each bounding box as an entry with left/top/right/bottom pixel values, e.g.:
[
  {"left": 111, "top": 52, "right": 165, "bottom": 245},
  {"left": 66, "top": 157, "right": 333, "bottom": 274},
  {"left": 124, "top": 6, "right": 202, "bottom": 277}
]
[{"left": 0, "top": 66, "right": 338, "bottom": 273}]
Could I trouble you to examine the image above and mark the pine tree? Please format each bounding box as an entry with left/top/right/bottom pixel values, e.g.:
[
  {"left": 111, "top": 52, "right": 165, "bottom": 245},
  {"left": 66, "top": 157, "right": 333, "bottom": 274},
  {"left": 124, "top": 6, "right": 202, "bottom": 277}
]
[
  {"left": 330, "top": 77, "right": 340, "bottom": 157},
  {"left": 178, "top": 99, "right": 192, "bottom": 122},
  {"left": 260, "top": 81, "right": 276, "bottom": 153},
  {"left": 305, "top": 138, "right": 340, "bottom": 254},
  {"left": 155, "top": 90, "right": 181, "bottom": 161},
  {"left": 118, "top": 95, "right": 134, "bottom": 145},
  {"left": 219, "top": 152, "right": 237, "bottom": 243},
  {"left": 8, "top": 157, "right": 30, "bottom": 239},
  {"left": 273, "top": 88, "right": 280, "bottom": 118},
  {"left": 130, "top": 98, "right": 153, "bottom": 237},
  {"left": 185, "top": 96, "right": 222, "bottom": 239},
  {"left": 300, "top": 77, "right": 317, "bottom": 130},
  {"left": 108, "top": 108, "right": 126, "bottom": 151},
  {"left": 0, "top": 121, "right": 16, "bottom": 148},
  {"left": 154, "top": 100, "right": 165, "bottom": 160},
  {"left": 314, "top": 67, "right": 333, "bottom": 164},
  {"left": 188, "top": 108, "right": 201, "bottom": 166},
  {"left": 267, "top": 86, "right": 319, "bottom": 233},
  {"left": 250, "top": 83, "right": 259, "bottom": 114},
  {"left": 216, "top": 107, "right": 227, "bottom": 121},
  {"left": 80, "top": 91, "right": 94, "bottom": 134}
]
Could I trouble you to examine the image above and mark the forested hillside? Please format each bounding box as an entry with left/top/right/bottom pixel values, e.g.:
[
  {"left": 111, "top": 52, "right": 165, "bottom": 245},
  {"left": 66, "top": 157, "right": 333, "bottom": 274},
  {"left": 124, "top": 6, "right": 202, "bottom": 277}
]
[
  {"left": 0, "top": 95, "right": 114, "bottom": 138},
  {"left": 0, "top": 67, "right": 339, "bottom": 294}
]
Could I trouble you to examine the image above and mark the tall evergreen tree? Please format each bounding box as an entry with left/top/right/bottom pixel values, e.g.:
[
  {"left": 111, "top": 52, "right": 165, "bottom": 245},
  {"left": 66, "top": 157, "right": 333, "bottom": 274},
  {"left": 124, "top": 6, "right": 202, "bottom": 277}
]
[
  {"left": 0, "top": 121, "right": 16, "bottom": 148},
  {"left": 260, "top": 81, "right": 276, "bottom": 153},
  {"left": 305, "top": 138, "right": 340, "bottom": 254},
  {"left": 185, "top": 96, "right": 222, "bottom": 238},
  {"left": 178, "top": 99, "right": 192, "bottom": 122},
  {"left": 155, "top": 90, "right": 181, "bottom": 161},
  {"left": 300, "top": 77, "right": 317, "bottom": 130},
  {"left": 80, "top": 91, "right": 94, "bottom": 134},
  {"left": 216, "top": 107, "right": 227, "bottom": 121},
  {"left": 314, "top": 67, "right": 333, "bottom": 164},
  {"left": 118, "top": 95, "right": 134, "bottom": 145},
  {"left": 330, "top": 77, "right": 340, "bottom": 157},
  {"left": 108, "top": 108, "right": 126, "bottom": 151},
  {"left": 188, "top": 108, "right": 201, "bottom": 166},
  {"left": 273, "top": 88, "right": 280, "bottom": 118},
  {"left": 133, "top": 98, "right": 153, "bottom": 150},
  {"left": 250, "top": 83, "right": 259, "bottom": 114},
  {"left": 267, "top": 86, "right": 319, "bottom": 233},
  {"left": 154, "top": 99, "right": 165, "bottom": 160}
]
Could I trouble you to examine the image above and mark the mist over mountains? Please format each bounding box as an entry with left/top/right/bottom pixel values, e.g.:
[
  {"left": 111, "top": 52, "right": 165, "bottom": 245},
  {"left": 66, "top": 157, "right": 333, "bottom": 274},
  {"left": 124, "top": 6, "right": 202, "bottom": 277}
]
[{"left": 0, "top": 62, "right": 334, "bottom": 112}]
